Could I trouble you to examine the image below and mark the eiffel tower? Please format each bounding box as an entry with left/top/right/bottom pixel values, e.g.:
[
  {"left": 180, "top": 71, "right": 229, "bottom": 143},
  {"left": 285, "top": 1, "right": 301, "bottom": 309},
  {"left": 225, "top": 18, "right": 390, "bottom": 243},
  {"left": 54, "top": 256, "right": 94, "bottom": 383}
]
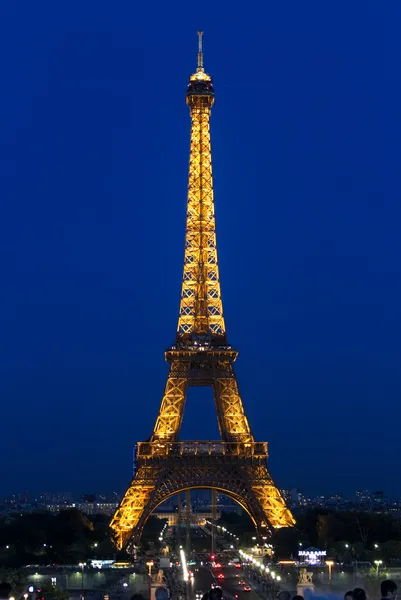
[{"left": 110, "top": 33, "right": 295, "bottom": 550}]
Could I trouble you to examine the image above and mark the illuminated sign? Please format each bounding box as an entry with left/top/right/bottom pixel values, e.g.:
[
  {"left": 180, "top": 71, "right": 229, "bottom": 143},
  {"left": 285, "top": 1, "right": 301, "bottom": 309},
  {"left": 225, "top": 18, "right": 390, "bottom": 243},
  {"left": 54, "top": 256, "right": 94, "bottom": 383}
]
[{"left": 298, "top": 549, "right": 326, "bottom": 565}]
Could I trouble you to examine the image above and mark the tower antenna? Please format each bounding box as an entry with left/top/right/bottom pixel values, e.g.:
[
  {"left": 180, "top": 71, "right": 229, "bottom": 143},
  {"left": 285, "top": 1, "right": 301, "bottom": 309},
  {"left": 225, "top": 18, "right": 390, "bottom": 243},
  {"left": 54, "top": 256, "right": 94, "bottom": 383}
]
[{"left": 197, "top": 31, "right": 204, "bottom": 70}]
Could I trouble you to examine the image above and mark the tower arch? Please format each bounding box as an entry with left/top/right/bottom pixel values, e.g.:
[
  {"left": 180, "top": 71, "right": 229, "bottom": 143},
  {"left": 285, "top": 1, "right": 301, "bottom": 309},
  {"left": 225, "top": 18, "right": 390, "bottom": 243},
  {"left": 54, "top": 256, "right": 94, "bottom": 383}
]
[{"left": 133, "top": 486, "right": 257, "bottom": 548}]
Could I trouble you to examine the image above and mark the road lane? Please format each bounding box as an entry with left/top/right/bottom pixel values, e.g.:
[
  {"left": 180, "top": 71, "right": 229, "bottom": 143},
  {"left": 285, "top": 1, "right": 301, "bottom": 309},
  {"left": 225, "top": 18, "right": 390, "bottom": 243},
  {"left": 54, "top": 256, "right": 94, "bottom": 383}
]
[
  {"left": 213, "top": 566, "right": 262, "bottom": 600},
  {"left": 191, "top": 566, "right": 216, "bottom": 598}
]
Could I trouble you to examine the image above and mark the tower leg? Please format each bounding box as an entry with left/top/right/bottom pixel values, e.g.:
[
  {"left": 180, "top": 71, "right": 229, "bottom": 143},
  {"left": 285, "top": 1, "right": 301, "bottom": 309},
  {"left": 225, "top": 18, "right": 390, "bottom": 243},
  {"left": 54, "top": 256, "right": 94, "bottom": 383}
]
[
  {"left": 213, "top": 367, "right": 253, "bottom": 443},
  {"left": 152, "top": 363, "right": 189, "bottom": 441}
]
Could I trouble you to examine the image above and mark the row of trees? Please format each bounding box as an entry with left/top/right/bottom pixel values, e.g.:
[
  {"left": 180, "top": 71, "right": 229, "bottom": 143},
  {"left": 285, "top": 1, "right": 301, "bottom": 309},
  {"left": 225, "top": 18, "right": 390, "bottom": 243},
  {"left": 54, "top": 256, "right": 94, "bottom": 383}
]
[
  {"left": 217, "top": 509, "right": 401, "bottom": 561},
  {"left": 0, "top": 509, "right": 167, "bottom": 569},
  {"left": 2, "top": 506, "right": 401, "bottom": 567},
  {"left": 0, "top": 509, "right": 119, "bottom": 567}
]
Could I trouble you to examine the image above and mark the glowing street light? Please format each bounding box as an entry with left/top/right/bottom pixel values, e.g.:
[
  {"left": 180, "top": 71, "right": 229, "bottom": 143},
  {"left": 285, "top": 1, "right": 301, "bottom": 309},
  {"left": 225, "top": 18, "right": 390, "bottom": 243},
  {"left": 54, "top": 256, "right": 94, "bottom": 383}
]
[
  {"left": 79, "top": 563, "right": 85, "bottom": 600},
  {"left": 179, "top": 549, "right": 189, "bottom": 582},
  {"left": 325, "top": 560, "right": 334, "bottom": 582},
  {"left": 374, "top": 560, "right": 382, "bottom": 575},
  {"left": 146, "top": 559, "right": 155, "bottom": 599}
]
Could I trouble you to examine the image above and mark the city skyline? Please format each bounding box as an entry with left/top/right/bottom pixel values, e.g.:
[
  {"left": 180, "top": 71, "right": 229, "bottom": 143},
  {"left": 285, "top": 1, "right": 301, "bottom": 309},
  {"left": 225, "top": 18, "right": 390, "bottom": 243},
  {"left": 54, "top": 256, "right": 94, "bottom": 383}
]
[{"left": 1, "top": 3, "right": 401, "bottom": 497}]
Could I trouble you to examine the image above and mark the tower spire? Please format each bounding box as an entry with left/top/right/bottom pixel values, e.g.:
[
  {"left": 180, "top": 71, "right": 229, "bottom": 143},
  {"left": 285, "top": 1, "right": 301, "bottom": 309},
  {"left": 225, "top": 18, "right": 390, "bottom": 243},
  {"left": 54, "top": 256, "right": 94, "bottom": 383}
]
[
  {"left": 197, "top": 30, "right": 204, "bottom": 71},
  {"left": 180, "top": 31, "right": 223, "bottom": 344}
]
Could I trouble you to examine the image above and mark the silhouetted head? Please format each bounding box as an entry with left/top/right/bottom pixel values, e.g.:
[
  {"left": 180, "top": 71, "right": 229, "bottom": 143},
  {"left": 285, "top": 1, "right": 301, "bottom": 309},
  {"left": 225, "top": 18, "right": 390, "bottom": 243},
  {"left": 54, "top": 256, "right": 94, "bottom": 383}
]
[
  {"left": 353, "top": 588, "right": 367, "bottom": 600},
  {"left": 345, "top": 590, "right": 353, "bottom": 600},
  {"left": 0, "top": 582, "right": 12, "bottom": 598},
  {"left": 278, "top": 592, "right": 292, "bottom": 600},
  {"left": 381, "top": 581, "right": 397, "bottom": 599},
  {"left": 209, "top": 586, "right": 223, "bottom": 600},
  {"left": 293, "top": 595, "right": 304, "bottom": 600}
]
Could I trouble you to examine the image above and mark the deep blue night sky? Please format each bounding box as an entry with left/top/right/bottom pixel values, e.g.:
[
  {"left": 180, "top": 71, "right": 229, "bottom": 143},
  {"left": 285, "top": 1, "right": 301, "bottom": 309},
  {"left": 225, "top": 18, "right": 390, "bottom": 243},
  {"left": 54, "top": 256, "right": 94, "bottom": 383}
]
[{"left": 1, "top": 1, "right": 401, "bottom": 498}]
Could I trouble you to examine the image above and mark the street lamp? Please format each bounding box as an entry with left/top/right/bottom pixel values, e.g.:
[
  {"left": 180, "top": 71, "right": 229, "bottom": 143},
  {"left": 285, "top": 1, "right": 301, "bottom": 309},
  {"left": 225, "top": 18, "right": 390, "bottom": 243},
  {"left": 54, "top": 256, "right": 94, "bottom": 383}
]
[
  {"left": 325, "top": 561, "right": 334, "bottom": 583},
  {"left": 79, "top": 563, "right": 85, "bottom": 600},
  {"left": 374, "top": 544, "right": 379, "bottom": 549},
  {"left": 374, "top": 560, "right": 382, "bottom": 576},
  {"left": 146, "top": 560, "right": 154, "bottom": 600},
  {"left": 345, "top": 544, "right": 349, "bottom": 549}
]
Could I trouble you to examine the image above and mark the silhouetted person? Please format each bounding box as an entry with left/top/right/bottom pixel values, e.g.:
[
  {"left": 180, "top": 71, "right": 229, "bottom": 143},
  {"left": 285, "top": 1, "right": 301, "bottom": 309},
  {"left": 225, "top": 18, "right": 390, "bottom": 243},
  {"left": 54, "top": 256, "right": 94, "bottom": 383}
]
[
  {"left": 209, "top": 587, "right": 223, "bottom": 600},
  {"left": 344, "top": 591, "right": 353, "bottom": 600},
  {"left": 293, "top": 595, "right": 304, "bottom": 600},
  {"left": 278, "top": 592, "right": 291, "bottom": 600},
  {"left": 0, "top": 582, "right": 12, "bottom": 600},
  {"left": 381, "top": 581, "right": 397, "bottom": 600},
  {"left": 353, "top": 588, "right": 367, "bottom": 600}
]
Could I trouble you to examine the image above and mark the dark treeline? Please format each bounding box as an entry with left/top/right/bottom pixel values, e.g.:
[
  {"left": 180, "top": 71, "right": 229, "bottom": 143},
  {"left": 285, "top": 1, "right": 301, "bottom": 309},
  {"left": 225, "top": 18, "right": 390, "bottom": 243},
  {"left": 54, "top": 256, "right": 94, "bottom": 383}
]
[
  {"left": 0, "top": 509, "right": 165, "bottom": 568},
  {"left": 218, "top": 510, "right": 401, "bottom": 561},
  {"left": 0, "top": 509, "right": 117, "bottom": 567},
  {"left": 2, "top": 508, "right": 401, "bottom": 568}
]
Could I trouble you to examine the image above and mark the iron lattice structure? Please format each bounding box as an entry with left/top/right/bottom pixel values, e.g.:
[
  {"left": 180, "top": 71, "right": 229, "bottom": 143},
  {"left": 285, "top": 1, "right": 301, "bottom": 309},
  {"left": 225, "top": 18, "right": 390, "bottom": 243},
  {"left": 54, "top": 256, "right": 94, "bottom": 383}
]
[{"left": 110, "top": 33, "right": 295, "bottom": 550}]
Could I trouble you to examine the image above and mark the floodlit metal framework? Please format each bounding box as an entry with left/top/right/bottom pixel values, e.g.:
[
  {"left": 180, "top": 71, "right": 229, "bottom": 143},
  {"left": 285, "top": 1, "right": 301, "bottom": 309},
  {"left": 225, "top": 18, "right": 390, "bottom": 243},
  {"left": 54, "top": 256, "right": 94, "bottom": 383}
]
[{"left": 110, "top": 33, "right": 295, "bottom": 551}]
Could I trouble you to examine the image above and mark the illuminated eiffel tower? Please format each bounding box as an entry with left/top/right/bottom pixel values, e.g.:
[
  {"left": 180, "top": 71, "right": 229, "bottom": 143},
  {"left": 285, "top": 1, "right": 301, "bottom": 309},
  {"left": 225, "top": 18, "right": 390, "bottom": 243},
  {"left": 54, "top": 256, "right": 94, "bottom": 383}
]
[{"left": 110, "top": 33, "right": 295, "bottom": 550}]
